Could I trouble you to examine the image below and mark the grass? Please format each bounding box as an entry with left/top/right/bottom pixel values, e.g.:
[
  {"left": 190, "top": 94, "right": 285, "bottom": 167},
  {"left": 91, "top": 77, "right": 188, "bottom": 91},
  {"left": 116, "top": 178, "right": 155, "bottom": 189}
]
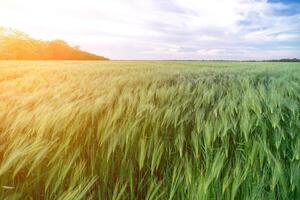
[{"left": 0, "top": 61, "right": 300, "bottom": 199}]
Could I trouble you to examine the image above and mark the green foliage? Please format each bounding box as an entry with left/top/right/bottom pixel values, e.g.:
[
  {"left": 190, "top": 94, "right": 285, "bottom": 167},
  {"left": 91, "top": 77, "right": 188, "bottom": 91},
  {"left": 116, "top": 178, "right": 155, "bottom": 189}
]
[
  {"left": 0, "top": 61, "right": 300, "bottom": 199},
  {"left": 0, "top": 27, "right": 108, "bottom": 60}
]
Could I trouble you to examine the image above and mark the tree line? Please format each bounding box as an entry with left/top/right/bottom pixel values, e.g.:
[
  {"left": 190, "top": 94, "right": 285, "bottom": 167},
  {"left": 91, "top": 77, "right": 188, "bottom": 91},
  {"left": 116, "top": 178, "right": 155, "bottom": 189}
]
[{"left": 0, "top": 27, "right": 108, "bottom": 60}]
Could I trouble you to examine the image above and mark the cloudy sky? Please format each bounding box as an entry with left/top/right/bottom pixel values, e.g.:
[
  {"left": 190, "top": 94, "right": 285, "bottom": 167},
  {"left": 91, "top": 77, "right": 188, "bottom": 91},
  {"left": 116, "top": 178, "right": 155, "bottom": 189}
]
[{"left": 0, "top": 0, "right": 299, "bottom": 60}]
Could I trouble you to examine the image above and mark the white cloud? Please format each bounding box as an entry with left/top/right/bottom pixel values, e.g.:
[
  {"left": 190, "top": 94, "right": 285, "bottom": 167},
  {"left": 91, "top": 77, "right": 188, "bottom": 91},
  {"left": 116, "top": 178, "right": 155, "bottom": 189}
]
[{"left": 0, "top": 0, "right": 299, "bottom": 59}]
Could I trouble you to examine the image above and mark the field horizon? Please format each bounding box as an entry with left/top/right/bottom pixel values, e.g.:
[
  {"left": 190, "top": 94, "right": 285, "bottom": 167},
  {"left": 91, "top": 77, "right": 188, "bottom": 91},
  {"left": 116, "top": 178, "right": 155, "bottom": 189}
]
[{"left": 1, "top": 0, "right": 300, "bottom": 198}]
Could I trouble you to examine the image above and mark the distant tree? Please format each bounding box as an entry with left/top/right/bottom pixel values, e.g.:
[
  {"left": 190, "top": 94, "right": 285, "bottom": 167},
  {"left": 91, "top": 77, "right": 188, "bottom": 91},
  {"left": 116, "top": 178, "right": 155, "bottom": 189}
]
[
  {"left": 0, "top": 27, "right": 108, "bottom": 60},
  {"left": 262, "top": 58, "right": 300, "bottom": 62}
]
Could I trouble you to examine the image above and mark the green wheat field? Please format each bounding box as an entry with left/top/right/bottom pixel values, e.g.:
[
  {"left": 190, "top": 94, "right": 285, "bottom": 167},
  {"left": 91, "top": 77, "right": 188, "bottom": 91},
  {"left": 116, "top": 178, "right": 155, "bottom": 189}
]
[{"left": 0, "top": 61, "right": 300, "bottom": 199}]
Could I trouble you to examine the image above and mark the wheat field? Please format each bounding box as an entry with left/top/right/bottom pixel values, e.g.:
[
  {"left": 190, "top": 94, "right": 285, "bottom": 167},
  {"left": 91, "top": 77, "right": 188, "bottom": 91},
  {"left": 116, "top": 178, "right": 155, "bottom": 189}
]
[{"left": 0, "top": 61, "right": 300, "bottom": 199}]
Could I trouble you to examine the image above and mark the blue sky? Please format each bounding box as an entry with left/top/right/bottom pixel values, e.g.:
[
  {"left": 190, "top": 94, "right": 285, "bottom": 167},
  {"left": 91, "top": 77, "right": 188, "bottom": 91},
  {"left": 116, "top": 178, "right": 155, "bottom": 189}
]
[{"left": 0, "top": 0, "right": 299, "bottom": 60}]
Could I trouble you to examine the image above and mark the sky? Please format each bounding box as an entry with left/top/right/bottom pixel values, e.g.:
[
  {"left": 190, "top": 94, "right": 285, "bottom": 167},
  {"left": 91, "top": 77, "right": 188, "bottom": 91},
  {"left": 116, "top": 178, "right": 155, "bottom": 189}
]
[{"left": 0, "top": 0, "right": 299, "bottom": 60}]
